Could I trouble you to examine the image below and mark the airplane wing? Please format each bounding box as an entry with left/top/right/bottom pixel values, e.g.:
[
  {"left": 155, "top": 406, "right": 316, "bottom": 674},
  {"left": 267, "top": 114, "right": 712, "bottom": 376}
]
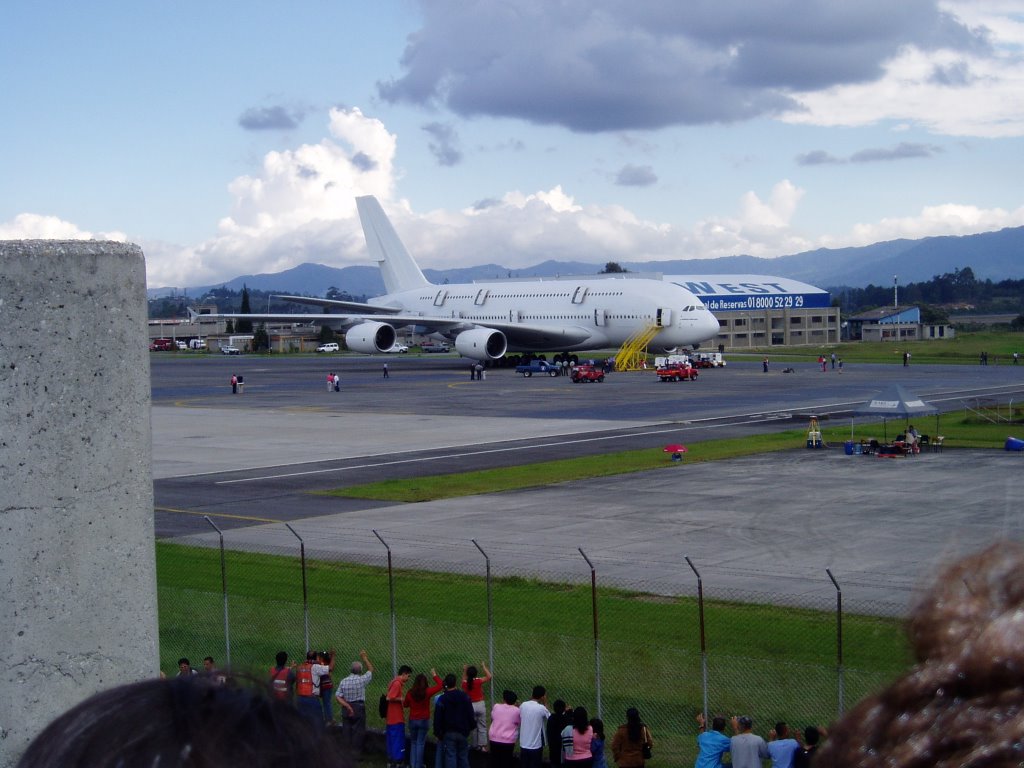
[
  {"left": 272, "top": 294, "right": 400, "bottom": 314},
  {"left": 187, "top": 307, "right": 592, "bottom": 348}
]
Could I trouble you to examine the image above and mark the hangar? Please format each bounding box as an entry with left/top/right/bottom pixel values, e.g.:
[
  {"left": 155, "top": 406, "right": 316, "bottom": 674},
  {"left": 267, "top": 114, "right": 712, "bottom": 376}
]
[{"left": 665, "top": 274, "right": 840, "bottom": 349}]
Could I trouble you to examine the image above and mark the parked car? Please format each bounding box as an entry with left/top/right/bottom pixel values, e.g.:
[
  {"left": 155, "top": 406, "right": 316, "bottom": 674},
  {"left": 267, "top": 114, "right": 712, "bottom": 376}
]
[
  {"left": 316, "top": 342, "right": 340, "bottom": 353},
  {"left": 149, "top": 338, "right": 173, "bottom": 351},
  {"left": 221, "top": 345, "right": 241, "bottom": 355},
  {"left": 384, "top": 344, "right": 409, "bottom": 353},
  {"left": 571, "top": 365, "right": 605, "bottom": 383},
  {"left": 189, "top": 338, "right": 207, "bottom": 350},
  {"left": 420, "top": 342, "right": 451, "bottom": 353},
  {"left": 175, "top": 340, "right": 188, "bottom": 350}
]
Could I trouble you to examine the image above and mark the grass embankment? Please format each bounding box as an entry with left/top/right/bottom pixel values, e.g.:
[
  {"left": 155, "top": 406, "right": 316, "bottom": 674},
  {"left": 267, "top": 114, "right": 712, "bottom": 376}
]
[
  {"left": 316, "top": 412, "right": 1021, "bottom": 503},
  {"left": 158, "top": 541, "right": 910, "bottom": 763},
  {"left": 734, "top": 330, "right": 1024, "bottom": 364}
]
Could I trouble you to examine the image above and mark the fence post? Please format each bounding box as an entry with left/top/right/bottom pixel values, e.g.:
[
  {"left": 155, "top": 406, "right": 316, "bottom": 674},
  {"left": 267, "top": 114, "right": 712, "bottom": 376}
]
[
  {"left": 685, "top": 557, "right": 708, "bottom": 723},
  {"left": 578, "top": 548, "right": 602, "bottom": 719},
  {"left": 472, "top": 540, "right": 495, "bottom": 707},
  {"left": 827, "top": 568, "right": 845, "bottom": 717},
  {"left": 373, "top": 529, "right": 398, "bottom": 676},
  {"left": 203, "top": 516, "right": 230, "bottom": 668},
  {"left": 285, "top": 524, "right": 310, "bottom": 653}
]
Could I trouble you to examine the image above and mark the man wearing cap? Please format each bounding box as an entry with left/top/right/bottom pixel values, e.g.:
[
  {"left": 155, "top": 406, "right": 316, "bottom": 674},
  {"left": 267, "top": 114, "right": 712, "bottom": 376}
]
[{"left": 730, "top": 716, "right": 768, "bottom": 768}]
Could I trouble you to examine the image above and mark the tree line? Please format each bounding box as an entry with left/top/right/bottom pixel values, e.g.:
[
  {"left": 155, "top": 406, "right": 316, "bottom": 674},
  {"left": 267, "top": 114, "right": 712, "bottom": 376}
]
[{"left": 834, "top": 267, "right": 1024, "bottom": 322}]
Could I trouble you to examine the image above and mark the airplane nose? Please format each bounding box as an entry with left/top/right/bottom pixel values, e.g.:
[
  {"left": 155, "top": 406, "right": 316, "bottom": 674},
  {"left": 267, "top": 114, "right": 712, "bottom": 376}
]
[{"left": 701, "top": 310, "right": 720, "bottom": 341}]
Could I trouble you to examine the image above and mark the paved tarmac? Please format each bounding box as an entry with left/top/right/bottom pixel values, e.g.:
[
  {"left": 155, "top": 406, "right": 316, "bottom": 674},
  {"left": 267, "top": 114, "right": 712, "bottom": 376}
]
[{"left": 152, "top": 353, "right": 1024, "bottom": 612}]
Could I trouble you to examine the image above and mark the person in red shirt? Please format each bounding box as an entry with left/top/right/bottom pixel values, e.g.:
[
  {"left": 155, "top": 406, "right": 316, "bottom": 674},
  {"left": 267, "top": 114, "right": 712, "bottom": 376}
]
[
  {"left": 386, "top": 665, "right": 412, "bottom": 768},
  {"left": 404, "top": 669, "right": 444, "bottom": 768},
  {"left": 462, "top": 661, "right": 492, "bottom": 750}
]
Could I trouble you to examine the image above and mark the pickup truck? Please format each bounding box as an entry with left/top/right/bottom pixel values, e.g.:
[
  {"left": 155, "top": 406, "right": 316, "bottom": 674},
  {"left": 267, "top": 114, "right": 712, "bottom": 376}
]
[
  {"left": 515, "top": 360, "right": 561, "bottom": 377},
  {"left": 571, "top": 365, "right": 605, "bottom": 383},
  {"left": 656, "top": 363, "right": 699, "bottom": 382}
]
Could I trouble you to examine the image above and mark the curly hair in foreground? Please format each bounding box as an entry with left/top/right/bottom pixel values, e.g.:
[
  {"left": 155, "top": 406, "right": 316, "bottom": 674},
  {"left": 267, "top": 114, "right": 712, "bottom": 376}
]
[
  {"left": 17, "top": 674, "right": 349, "bottom": 768},
  {"left": 816, "top": 541, "right": 1024, "bottom": 768}
]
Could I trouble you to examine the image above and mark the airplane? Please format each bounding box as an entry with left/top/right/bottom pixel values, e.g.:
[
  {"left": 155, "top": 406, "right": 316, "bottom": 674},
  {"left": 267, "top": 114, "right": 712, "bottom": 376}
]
[{"left": 191, "top": 195, "right": 721, "bottom": 361}]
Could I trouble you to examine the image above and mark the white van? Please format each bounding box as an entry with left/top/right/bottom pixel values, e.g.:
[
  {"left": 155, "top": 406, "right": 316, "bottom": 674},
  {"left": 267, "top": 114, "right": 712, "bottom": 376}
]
[
  {"left": 189, "top": 339, "right": 207, "bottom": 350},
  {"left": 317, "top": 342, "right": 340, "bottom": 353}
]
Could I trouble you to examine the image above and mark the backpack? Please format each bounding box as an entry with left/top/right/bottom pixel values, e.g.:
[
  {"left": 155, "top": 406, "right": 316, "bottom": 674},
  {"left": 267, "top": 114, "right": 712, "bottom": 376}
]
[{"left": 379, "top": 692, "right": 389, "bottom": 718}]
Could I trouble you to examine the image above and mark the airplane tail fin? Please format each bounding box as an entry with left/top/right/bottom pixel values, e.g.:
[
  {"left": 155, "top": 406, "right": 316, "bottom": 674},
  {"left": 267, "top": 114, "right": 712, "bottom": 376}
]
[{"left": 356, "top": 196, "right": 431, "bottom": 294}]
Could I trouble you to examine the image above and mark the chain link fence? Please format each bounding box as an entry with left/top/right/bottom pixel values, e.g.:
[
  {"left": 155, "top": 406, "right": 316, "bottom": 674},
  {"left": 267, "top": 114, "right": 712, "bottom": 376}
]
[{"left": 157, "top": 523, "right": 912, "bottom": 765}]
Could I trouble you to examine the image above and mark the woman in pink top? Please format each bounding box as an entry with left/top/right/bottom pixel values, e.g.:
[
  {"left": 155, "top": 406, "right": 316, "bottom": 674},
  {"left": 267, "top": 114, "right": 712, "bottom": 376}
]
[
  {"left": 563, "top": 706, "right": 594, "bottom": 768},
  {"left": 488, "top": 689, "right": 520, "bottom": 768}
]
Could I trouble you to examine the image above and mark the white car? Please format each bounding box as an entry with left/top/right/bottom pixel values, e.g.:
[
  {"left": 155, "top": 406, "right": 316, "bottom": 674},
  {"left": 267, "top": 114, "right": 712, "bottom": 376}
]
[
  {"left": 220, "top": 345, "right": 241, "bottom": 355},
  {"left": 385, "top": 344, "right": 409, "bottom": 353},
  {"left": 175, "top": 340, "right": 188, "bottom": 350},
  {"left": 316, "top": 342, "right": 340, "bottom": 353}
]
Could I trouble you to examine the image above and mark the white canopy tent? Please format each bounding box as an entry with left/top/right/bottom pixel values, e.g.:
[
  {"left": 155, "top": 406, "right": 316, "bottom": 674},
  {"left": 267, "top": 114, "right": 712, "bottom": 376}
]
[{"left": 852, "top": 384, "right": 939, "bottom": 442}]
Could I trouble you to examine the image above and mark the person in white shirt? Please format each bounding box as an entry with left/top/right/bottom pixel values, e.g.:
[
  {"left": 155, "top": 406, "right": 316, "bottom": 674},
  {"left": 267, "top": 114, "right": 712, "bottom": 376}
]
[{"left": 519, "top": 685, "right": 551, "bottom": 768}]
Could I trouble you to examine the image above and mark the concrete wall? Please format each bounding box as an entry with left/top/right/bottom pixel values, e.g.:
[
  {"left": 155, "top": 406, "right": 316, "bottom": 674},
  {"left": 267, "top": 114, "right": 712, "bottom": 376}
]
[{"left": 0, "top": 241, "right": 159, "bottom": 766}]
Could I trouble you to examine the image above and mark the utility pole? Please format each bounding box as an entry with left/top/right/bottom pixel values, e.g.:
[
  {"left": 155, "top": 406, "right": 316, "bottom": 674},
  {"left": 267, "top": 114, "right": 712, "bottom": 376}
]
[{"left": 893, "top": 275, "right": 899, "bottom": 342}]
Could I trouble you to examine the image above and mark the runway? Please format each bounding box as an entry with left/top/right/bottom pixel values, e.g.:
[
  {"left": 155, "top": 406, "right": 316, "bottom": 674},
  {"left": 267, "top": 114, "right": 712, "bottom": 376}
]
[{"left": 152, "top": 354, "right": 1024, "bottom": 610}]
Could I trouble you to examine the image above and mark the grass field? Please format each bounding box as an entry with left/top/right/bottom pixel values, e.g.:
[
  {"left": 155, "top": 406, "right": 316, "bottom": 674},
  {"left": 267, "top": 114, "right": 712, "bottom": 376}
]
[
  {"left": 732, "top": 330, "right": 1024, "bottom": 365},
  {"left": 316, "top": 412, "right": 1022, "bottom": 503}
]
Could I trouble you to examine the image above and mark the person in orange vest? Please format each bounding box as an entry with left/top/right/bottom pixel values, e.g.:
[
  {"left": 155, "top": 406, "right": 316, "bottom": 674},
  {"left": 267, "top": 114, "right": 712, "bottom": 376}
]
[
  {"left": 269, "top": 650, "right": 296, "bottom": 703},
  {"left": 296, "top": 651, "right": 322, "bottom": 726}
]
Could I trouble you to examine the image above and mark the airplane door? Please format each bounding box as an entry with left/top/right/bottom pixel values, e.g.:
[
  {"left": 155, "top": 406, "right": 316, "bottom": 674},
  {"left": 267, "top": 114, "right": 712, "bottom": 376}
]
[
  {"left": 474, "top": 289, "right": 489, "bottom": 305},
  {"left": 656, "top": 308, "right": 673, "bottom": 327},
  {"left": 509, "top": 310, "right": 520, "bottom": 323},
  {"left": 433, "top": 289, "right": 447, "bottom": 307},
  {"left": 594, "top": 309, "right": 606, "bottom": 327},
  {"left": 572, "top": 286, "right": 589, "bottom": 304}
]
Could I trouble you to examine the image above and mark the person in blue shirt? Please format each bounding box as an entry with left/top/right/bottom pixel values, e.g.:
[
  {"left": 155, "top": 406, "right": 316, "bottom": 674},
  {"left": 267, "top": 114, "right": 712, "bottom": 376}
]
[
  {"left": 589, "top": 717, "right": 607, "bottom": 768},
  {"left": 767, "top": 722, "right": 800, "bottom": 768},
  {"left": 694, "top": 713, "right": 731, "bottom": 768}
]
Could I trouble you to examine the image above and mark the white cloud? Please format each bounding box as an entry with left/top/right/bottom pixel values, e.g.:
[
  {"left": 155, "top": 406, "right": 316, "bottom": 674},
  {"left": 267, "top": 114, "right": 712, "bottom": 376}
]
[
  {"left": 837, "top": 202, "right": 1024, "bottom": 246},
  {"left": 782, "top": 3, "right": 1024, "bottom": 137},
  {"left": 7, "top": 107, "right": 1022, "bottom": 291},
  {"left": 0, "top": 213, "right": 127, "bottom": 241},
  {"left": 144, "top": 107, "right": 399, "bottom": 288}
]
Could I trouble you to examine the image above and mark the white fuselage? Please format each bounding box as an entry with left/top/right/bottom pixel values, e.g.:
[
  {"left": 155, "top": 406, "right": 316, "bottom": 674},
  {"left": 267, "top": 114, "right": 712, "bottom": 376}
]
[{"left": 372, "top": 277, "right": 720, "bottom": 352}]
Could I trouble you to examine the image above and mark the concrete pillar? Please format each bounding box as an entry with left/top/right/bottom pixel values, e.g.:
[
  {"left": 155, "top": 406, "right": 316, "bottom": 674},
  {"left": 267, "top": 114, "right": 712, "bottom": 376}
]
[{"left": 0, "top": 241, "right": 158, "bottom": 766}]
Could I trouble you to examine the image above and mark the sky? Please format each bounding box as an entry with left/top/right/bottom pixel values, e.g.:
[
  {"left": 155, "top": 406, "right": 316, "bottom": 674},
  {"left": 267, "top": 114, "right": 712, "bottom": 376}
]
[{"left": 2, "top": 0, "right": 1023, "bottom": 290}]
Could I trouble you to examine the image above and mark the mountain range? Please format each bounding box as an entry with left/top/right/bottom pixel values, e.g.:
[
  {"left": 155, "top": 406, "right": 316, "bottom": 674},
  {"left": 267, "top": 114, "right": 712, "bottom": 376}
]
[{"left": 151, "top": 225, "right": 1024, "bottom": 299}]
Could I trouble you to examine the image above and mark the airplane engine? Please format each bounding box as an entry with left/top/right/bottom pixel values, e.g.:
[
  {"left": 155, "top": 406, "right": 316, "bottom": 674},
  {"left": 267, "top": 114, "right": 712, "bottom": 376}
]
[
  {"left": 345, "top": 322, "right": 397, "bottom": 354},
  {"left": 454, "top": 328, "right": 507, "bottom": 360}
]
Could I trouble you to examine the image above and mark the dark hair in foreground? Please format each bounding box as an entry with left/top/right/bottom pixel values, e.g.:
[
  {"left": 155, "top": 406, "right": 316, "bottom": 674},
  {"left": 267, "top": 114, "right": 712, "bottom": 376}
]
[
  {"left": 17, "top": 675, "right": 350, "bottom": 768},
  {"left": 816, "top": 541, "right": 1024, "bottom": 768}
]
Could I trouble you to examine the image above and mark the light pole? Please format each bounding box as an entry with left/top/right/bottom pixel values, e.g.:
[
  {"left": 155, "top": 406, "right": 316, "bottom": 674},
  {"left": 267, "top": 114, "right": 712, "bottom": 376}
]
[{"left": 893, "top": 275, "right": 899, "bottom": 343}]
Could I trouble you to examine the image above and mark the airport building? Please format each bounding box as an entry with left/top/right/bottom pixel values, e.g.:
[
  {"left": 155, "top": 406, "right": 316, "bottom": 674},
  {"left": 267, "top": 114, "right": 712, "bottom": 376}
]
[
  {"left": 665, "top": 275, "right": 840, "bottom": 349},
  {"left": 847, "top": 306, "right": 956, "bottom": 342}
]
